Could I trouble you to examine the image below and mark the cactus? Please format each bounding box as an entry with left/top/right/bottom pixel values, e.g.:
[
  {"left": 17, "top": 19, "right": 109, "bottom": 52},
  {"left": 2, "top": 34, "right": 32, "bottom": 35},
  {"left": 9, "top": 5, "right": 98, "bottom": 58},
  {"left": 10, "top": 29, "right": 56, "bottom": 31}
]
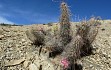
[
  {"left": 87, "top": 26, "right": 98, "bottom": 44},
  {"left": 61, "top": 35, "right": 84, "bottom": 70},
  {"left": 63, "top": 35, "right": 84, "bottom": 59},
  {"left": 26, "top": 28, "right": 45, "bottom": 46},
  {"left": 25, "top": 1, "right": 99, "bottom": 70},
  {"left": 76, "top": 22, "right": 90, "bottom": 40},
  {"left": 75, "top": 18, "right": 99, "bottom": 57},
  {"left": 43, "top": 1, "right": 72, "bottom": 57},
  {"left": 59, "top": 1, "right": 71, "bottom": 46}
]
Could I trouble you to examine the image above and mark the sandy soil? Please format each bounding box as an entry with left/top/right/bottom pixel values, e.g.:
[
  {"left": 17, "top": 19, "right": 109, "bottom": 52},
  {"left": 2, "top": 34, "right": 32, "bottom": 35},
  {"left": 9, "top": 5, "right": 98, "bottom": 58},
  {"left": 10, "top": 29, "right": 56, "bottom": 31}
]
[{"left": 0, "top": 20, "right": 111, "bottom": 70}]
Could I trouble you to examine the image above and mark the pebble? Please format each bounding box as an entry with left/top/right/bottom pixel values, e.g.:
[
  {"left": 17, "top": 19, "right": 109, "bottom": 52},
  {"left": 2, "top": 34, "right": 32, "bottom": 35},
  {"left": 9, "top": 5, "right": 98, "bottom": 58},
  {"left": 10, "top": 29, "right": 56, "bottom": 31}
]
[
  {"left": 0, "top": 35, "right": 4, "bottom": 40},
  {"left": 29, "top": 63, "right": 38, "bottom": 70},
  {"left": 23, "top": 60, "right": 30, "bottom": 68}
]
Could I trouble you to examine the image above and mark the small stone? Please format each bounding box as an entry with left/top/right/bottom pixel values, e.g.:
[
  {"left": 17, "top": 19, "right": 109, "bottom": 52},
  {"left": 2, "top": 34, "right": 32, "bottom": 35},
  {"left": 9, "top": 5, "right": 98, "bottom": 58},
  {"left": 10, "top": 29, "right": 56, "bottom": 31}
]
[
  {"left": 5, "top": 58, "right": 25, "bottom": 66},
  {"left": 0, "top": 47, "right": 2, "bottom": 52},
  {"left": 29, "top": 63, "right": 38, "bottom": 70},
  {"left": 89, "top": 64, "right": 93, "bottom": 68},
  {"left": 23, "top": 60, "right": 30, "bottom": 68},
  {"left": 0, "top": 35, "right": 4, "bottom": 40},
  {"left": 22, "top": 39, "right": 26, "bottom": 42}
]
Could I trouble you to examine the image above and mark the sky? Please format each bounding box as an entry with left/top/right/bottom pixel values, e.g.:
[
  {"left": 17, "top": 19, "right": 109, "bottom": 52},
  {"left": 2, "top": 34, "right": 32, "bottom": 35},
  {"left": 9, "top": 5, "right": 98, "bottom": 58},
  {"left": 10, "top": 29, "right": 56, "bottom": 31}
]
[{"left": 0, "top": 0, "right": 111, "bottom": 25}]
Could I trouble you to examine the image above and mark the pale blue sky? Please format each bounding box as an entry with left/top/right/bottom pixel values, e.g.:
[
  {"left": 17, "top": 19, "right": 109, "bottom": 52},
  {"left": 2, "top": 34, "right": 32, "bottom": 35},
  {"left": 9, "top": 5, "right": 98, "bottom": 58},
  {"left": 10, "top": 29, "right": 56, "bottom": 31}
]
[{"left": 0, "top": 0, "right": 111, "bottom": 25}]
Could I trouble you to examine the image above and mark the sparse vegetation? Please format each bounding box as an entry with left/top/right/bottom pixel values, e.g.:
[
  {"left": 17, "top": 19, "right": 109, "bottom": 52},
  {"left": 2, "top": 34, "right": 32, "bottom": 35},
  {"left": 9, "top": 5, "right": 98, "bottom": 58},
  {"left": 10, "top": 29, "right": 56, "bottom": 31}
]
[
  {"left": 47, "top": 22, "right": 53, "bottom": 26},
  {"left": 0, "top": 23, "right": 23, "bottom": 26}
]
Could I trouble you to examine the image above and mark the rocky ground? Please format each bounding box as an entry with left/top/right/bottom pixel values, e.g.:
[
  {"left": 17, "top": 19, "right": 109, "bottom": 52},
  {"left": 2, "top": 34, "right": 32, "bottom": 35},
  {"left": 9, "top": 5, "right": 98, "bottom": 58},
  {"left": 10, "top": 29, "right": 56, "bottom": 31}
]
[{"left": 0, "top": 20, "right": 111, "bottom": 70}]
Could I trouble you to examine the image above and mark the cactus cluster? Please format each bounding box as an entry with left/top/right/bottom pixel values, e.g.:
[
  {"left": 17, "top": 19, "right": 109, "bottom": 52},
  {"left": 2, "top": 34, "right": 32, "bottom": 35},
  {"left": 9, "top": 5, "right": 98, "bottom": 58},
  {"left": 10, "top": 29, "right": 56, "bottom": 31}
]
[{"left": 25, "top": 1, "right": 99, "bottom": 70}]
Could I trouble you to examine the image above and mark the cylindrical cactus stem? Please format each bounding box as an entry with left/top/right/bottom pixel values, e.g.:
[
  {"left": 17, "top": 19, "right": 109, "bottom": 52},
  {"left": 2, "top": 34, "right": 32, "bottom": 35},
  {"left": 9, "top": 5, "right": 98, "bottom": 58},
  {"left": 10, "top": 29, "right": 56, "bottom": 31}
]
[
  {"left": 61, "top": 35, "right": 84, "bottom": 70},
  {"left": 26, "top": 28, "right": 45, "bottom": 46},
  {"left": 59, "top": 2, "right": 71, "bottom": 46}
]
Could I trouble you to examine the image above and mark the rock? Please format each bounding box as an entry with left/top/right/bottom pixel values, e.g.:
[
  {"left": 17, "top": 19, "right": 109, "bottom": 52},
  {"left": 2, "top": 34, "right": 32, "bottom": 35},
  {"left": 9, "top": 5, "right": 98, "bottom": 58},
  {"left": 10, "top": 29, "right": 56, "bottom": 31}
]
[
  {"left": 29, "top": 63, "right": 38, "bottom": 70},
  {"left": 0, "top": 35, "right": 4, "bottom": 40},
  {"left": 5, "top": 58, "right": 25, "bottom": 66},
  {"left": 0, "top": 29, "right": 3, "bottom": 35},
  {"left": 22, "top": 39, "right": 26, "bottom": 42},
  {"left": 101, "top": 28, "right": 105, "bottom": 31},
  {"left": 23, "top": 60, "right": 30, "bottom": 68},
  {"left": 0, "top": 47, "right": 2, "bottom": 52}
]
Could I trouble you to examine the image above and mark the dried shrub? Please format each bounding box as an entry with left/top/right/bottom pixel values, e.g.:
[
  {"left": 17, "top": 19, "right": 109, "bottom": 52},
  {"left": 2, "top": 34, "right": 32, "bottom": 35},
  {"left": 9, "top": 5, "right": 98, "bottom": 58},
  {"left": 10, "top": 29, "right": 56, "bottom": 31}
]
[{"left": 47, "top": 22, "right": 53, "bottom": 26}]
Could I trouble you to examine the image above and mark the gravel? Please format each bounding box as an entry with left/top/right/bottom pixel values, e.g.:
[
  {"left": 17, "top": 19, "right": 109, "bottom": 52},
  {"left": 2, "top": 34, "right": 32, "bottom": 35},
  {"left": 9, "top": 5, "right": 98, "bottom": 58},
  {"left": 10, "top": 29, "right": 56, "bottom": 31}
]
[{"left": 0, "top": 21, "right": 111, "bottom": 70}]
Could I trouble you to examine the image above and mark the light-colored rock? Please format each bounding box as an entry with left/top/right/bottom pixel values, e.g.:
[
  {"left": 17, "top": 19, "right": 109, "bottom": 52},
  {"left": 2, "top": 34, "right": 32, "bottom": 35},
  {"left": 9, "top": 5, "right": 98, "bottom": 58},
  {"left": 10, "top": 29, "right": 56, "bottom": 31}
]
[
  {"left": 23, "top": 60, "right": 30, "bottom": 68},
  {"left": 22, "top": 39, "right": 26, "bottom": 42},
  {"left": 5, "top": 58, "right": 25, "bottom": 66},
  {"left": 0, "top": 35, "right": 4, "bottom": 39},
  {"left": 0, "top": 47, "right": 2, "bottom": 52},
  {"left": 29, "top": 63, "right": 38, "bottom": 70}
]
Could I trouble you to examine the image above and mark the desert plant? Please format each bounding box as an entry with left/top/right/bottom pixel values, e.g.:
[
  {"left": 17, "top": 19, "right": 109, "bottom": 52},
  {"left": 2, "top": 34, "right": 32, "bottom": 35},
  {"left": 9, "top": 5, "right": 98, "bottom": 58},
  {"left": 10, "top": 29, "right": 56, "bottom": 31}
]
[
  {"left": 61, "top": 35, "right": 84, "bottom": 70},
  {"left": 26, "top": 28, "right": 45, "bottom": 46},
  {"left": 88, "top": 17, "right": 101, "bottom": 26},
  {"left": 44, "top": 34, "right": 63, "bottom": 57},
  {"left": 76, "top": 22, "right": 90, "bottom": 40},
  {"left": 87, "top": 26, "right": 98, "bottom": 44},
  {"left": 51, "top": 24, "right": 59, "bottom": 35},
  {"left": 75, "top": 18, "right": 99, "bottom": 57},
  {"left": 25, "top": 1, "right": 99, "bottom": 70},
  {"left": 59, "top": 1, "right": 71, "bottom": 46},
  {"left": 60, "top": 17, "right": 99, "bottom": 70},
  {"left": 0, "top": 23, "right": 12, "bottom": 28},
  {"left": 47, "top": 22, "right": 53, "bottom": 26},
  {"left": 42, "top": 1, "right": 72, "bottom": 58}
]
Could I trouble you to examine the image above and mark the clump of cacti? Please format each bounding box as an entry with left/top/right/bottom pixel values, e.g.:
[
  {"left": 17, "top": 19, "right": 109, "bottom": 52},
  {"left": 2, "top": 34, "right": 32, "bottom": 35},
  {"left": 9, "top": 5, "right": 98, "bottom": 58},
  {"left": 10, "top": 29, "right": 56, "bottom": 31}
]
[
  {"left": 60, "top": 18, "right": 99, "bottom": 70},
  {"left": 26, "top": 1, "right": 100, "bottom": 70},
  {"left": 61, "top": 35, "right": 84, "bottom": 70}
]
